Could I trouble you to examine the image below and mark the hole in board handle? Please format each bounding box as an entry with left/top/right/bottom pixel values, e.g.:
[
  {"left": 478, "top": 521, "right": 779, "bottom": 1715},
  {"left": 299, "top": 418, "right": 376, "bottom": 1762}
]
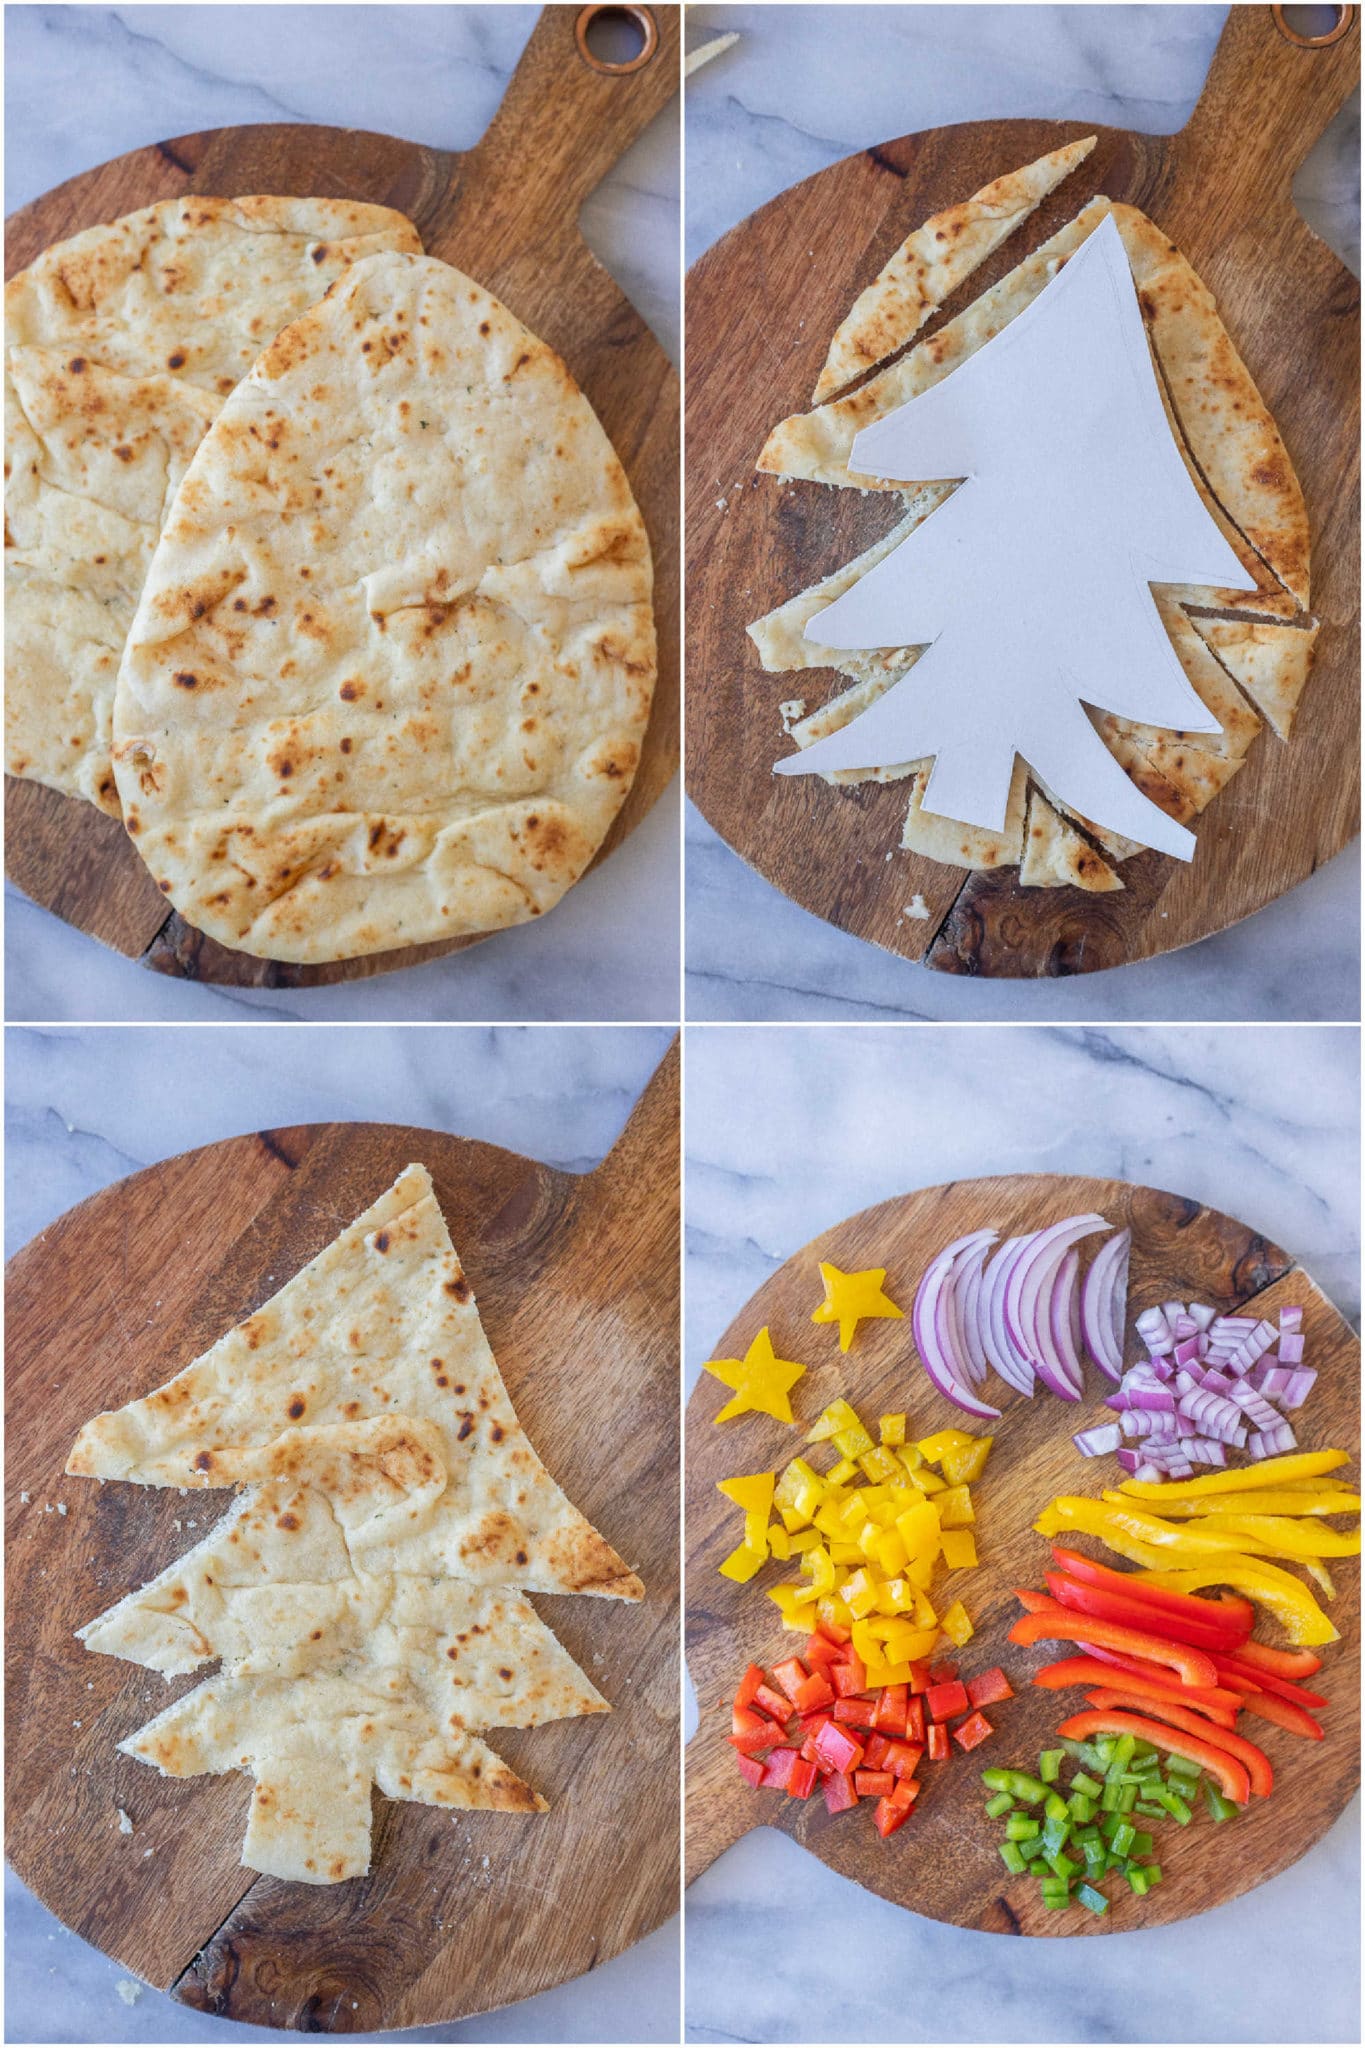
[
  {"left": 1273, "top": 3, "right": 1355, "bottom": 47},
  {"left": 576, "top": 5, "right": 658, "bottom": 74}
]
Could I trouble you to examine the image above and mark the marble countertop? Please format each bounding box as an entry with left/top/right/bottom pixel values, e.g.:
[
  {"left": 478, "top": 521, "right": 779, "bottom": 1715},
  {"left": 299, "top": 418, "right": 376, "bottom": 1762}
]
[
  {"left": 684, "top": 3, "right": 1361, "bottom": 1023},
  {"left": 684, "top": 1023, "right": 1361, "bottom": 2044},
  {"left": 5, "top": 1022, "right": 678, "bottom": 2043},
  {"left": 3, "top": 3, "right": 679, "bottom": 1024}
]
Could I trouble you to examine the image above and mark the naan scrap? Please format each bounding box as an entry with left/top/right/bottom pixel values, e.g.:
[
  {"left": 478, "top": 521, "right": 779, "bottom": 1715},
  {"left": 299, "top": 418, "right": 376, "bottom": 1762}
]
[
  {"left": 5, "top": 197, "right": 423, "bottom": 814},
  {"left": 1020, "top": 788, "right": 1123, "bottom": 892},
  {"left": 111, "top": 251, "right": 656, "bottom": 963}
]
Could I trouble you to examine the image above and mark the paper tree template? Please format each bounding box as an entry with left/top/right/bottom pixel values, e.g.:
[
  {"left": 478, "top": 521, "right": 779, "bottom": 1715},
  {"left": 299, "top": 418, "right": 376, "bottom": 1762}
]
[
  {"left": 775, "top": 213, "right": 1256, "bottom": 860},
  {"left": 67, "top": 1164, "right": 640, "bottom": 1884}
]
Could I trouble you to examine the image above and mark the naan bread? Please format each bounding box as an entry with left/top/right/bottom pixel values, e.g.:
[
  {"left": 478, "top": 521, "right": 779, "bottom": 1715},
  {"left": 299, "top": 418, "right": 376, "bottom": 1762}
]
[
  {"left": 1190, "top": 617, "right": 1320, "bottom": 741},
  {"left": 1020, "top": 788, "right": 1123, "bottom": 890},
  {"left": 110, "top": 251, "right": 656, "bottom": 963},
  {"left": 5, "top": 197, "right": 423, "bottom": 813},
  {"left": 813, "top": 136, "right": 1096, "bottom": 402},
  {"left": 901, "top": 757, "right": 1028, "bottom": 868}
]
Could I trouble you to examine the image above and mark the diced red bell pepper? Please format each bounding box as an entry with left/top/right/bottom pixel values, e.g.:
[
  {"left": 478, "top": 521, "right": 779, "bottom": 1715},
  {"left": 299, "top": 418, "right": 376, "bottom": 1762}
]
[
  {"left": 1009, "top": 1610, "right": 1218, "bottom": 1689},
  {"left": 908, "top": 1659, "right": 933, "bottom": 1694},
  {"left": 804, "top": 1633, "right": 842, "bottom": 1677},
  {"left": 1231, "top": 1638, "right": 1322, "bottom": 1681},
  {"left": 787, "top": 1755, "right": 819, "bottom": 1799},
  {"left": 926, "top": 1723, "right": 951, "bottom": 1762},
  {"left": 1050, "top": 1546, "right": 1254, "bottom": 1640},
  {"left": 925, "top": 1679, "right": 970, "bottom": 1723},
  {"left": 736, "top": 1751, "right": 765, "bottom": 1789},
  {"left": 861, "top": 1732, "right": 892, "bottom": 1770},
  {"left": 1056, "top": 1709, "right": 1251, "bottom": 1804},
  {"left": 875, "top": 1683, "right": 909, "bottom": 1736},
  {"left": 951, "top": 1709, "right": 993, "bottom": 1752},
  {"left": 754, "top": 1682, "right": 795, "bottom": 1726},
  {"left": 1211, "top": 1652, "right": 1328, "bottom": 1710},
  {"left": 815, "top": 1615, "right": 852, "bottom": 1646},
  {"left": 759, "top": 1745, "right": 801, "bottom": 1790},
  {"left": 882, "top": 1739, "right": 924, "bottom": 1779},
  {"left": 965, "top": 1666, "right": 1014, "bottom": 1709},
  {"left": 833, "top": 1695, "right": 879, "bottom": 1729},
  {"left": 1235, "top": 1687, "right": 1325, "bottom": 1741},
  {"left": 831, "top": 1646, "right": 867, "bottom": 1696},
  {"left": 904, "top": 1696, "right": 926, "bottom": 1745},
  {"left": 1080, "top": 1689, "right": 1273, "bottom": 1798},
  {"left": 1044, "top": 1571, "right": 1248, "bottom": 1653},
  {"left": 823, "top": 1769, "right": 858, "bottom": 1815},
  {"left": 734, "top": 1663, "right": 767, "bottom": 1712},
  {"left": 812, "top": 1719, "right": 865, "bottom": 1776},
  {"left": 792, "top": 1671, "right": 836, "bottom": 1714},
  {"left": 928, "top": 1660, "right": 959, "bottom": 1685},
  {"left": 855, "top": 1769, "right": 895, "bottom": 1797},
  {"left": 874, "top": 1778, "right": 918, "bottom": 1837},
  {"left": 1031, "top": 1656, "right": 1239, "bottom": 1726},
  {"left": 730, "top": 1705, "right": 779, "bottom": 1755},
  {"left": 772, "top": 1657, "right": 810, "bottom": 1705},
  {"left": 797, "top": 1708, "right": 833, "bottom": 1736}
]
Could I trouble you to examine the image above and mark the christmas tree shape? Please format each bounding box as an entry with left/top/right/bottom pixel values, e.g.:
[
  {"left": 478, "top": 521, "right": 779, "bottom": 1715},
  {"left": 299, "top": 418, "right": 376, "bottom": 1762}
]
[
  {"left": 68, "top": 1165, "right": 639, "bottom": 1883},
  {"left": 773, "top": 214, "right": 1257, "bottom": 860}
]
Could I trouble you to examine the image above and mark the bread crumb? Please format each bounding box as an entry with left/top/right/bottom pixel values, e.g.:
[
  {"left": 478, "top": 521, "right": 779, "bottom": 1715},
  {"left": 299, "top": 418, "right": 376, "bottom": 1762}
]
[
  {"left": 142, "top": 1846, "right": 154, "bottom": 1858},
  {"left": 117, "top": 1808, "right": 134, "bottom": 1834},
  {"left": 905, "top": 896, "right": 930, "bottom": 920},
  {"left": 116, "top": 1980, "right": 143, "bottom": 2006},
  {"left": 57, "top": 1503, "right": 67, "bottom": 1516},
  {"left": 20, "top": 1492, "right": 29, "bottom": 1504}
]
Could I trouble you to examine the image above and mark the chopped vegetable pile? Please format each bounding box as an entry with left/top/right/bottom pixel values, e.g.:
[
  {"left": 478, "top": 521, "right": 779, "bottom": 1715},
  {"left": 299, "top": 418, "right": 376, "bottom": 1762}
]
[
  {"left": 730, "top": 1629, "right": 1018, "bottom": 1837},
  {"left": 1074, "top": 1299, "right": 1318, "bottom": 1479}
]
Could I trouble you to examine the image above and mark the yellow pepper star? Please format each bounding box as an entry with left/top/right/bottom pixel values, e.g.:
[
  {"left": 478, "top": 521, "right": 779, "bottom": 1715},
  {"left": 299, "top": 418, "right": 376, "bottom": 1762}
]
[
  {"left": 704, "top": 1326, "right": 806, "bottom": 1424},
  {"left": 811, "top": 1261, "right": 904, "bottom": 1352}
]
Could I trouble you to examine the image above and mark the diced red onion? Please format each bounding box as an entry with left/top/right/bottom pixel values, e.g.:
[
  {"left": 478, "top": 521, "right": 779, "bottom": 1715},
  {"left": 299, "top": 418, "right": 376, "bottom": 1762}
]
[
  {"left": 1280, "top": 1305, "right": 1303, "bottom": 1334},
  {"left": 1247, "top": 1420, "right": 1297, "bottom": 1459},
  {"left": 1184, "top": 1439, "right": 1228, "bottom": 1467},
  {"left": 1073, "top": 1422, "right": 1122, "bottom": 1457},
  {"left": 1278, "top": 1331, "right": 1305, "bottom": 1365},
  {"left": 1187, "top": 1302, "right": 1217, "bottom": 1331},
  {"left": 1174, "top": 1336, "right": 1202, "bottom": 1368},
  {"left": 1135, "top": 1305, "right": 1172, "bottom": 1355},
  {"left": 1133, "top": 1460, "right": 1163, "bottom": 1482},
  {"left": 1279, "top": 1368, "right": 1316, "bottom": 1409}
]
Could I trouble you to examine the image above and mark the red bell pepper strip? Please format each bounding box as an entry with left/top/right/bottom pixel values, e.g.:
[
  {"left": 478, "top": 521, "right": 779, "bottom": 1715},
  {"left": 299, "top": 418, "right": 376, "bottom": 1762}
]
[
  {"left": 759, "top": 1746, "right": 802, "bottom": 1790},
  {"left": 1231, "top": 1638, "right": 1323, "bottom": 1681},
  {"left": 926, "top": 1724, "right": 951, "bottom": 1762},
  {"left": 1010, "top": 1611, "right": 1218, "bottom": 1689},
  {"left": 965, "top": 1667, "right": 1015, "bottom": 1709},
  {"left": 754, "top": 1682, "right": 795, "bottom": 1725},
  {"left": 1211, "top": 1652, "right": 1328, "bottom": 1710},
  {"left": 1044, "top": 1571, "right": 1248, "bottom": 1653},
  {"left": 792, "top": 1671, "right": 836, "bottom": 1714},
  {"left": 1055, "top": 1709, "right": 1251, "bottom": 1804},
  {"left": 1050, "top": 1546, "right": 1254, "bottom": 1639},
  {"left": 1031, "top": 1655, "right": 1241, "bottom": 1725},
  {"left": 833, "top": 1695, "right": 879, "bottom": 1729},
  {"left": 823, "top": 1769, "right": 858, "bottom": 1814},
  {"left": 1013, "top": 1587, "right": 1052, "bottom": 1612},
  {"left": 736, "top": 1751, "right": 765, "bottom": 1789},
  {"left": 952, "top": 1709, "right": 994, "bottom": 1752},
  {"left": 1080, "top": 1689, "right": 1273, "bottom": 1797},
  {"left": 875, "top": 1683, "right": 909, "bottom": 1736},
  {"left": 734, "top": 1663, "right": 767, "bottom": 1712},
  {"left": 855, "top": 1769, "right": 896, "bottom": 1797},
  {"left": 904, "top": 1696, "right": 927, "bottom": 1745},
  {"left": 925, "top": 1679, "right": 970, "bottom": 1722},
  {"left": 1234, "top": 1687, "right": 1325, "bottom": 1741},
  {"left": 812, "top": 1719, "right": 865, "bottom": 1776},
  {"left": 772, "top": 1657, "right": 810, "bottom": 1705}
]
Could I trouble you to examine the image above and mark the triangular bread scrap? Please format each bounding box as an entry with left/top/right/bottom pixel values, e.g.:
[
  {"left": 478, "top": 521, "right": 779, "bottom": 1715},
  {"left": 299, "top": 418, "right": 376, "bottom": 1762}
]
[
  {"left": 1189, "top": 616, "right": 1320, "bottom": 741},
  {"left": 68, "top": 1165, "right": 637, "bottom": 1884},
  {"left": 1021, "top": 788, "right": 1124, "bottom": 891},
  {"left": 813, "top": 136, "right": 1096, "bottom": 402},
  {"left": 901, "top": 758, "right": 1028, "bottom": 868}
]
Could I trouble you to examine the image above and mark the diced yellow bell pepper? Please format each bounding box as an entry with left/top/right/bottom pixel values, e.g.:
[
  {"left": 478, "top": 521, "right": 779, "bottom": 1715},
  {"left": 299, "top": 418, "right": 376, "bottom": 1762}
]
[
  {"left": 842, "top": 1568, "right": 879, "bottom": 1619},
  {"left": 719, "top": 1542, "right": 767, "bottom": 1582},
  {"left": 829, "top": 1540, "right": 864, "bottom": 1565},
  {"left": 817, "top": 1595, "right": 854, "bottom": 1634},
  {"left": 895, "top": 1500, "right": 942, "bottom": 1556},
  {"left": 872, "top": 1530, "right": 907, "bottom": 1577},
  {"left": 805, "top": 1398, "right": 863, "bottom": 1444},
  {"left": 897, "top": 1444, "right": 925, "bottom": 1472},
  {"left": 856, "top": 1520, "right": 883, "bottom": 1557},
  {"left": 793, "top": 1479, "right": 825, "bottom": 1522},
  {"left": 939, "top": 1599, "right": 974, "bottom": 1647},
  {"left": 917, "top": 1428, "right": 974, "bottom": 1466},
  {"left": 941, "top": 1435, "right": 993, "bottom": 1486},
  {"left": 827, "top": 1456, "right": 859, "bottom": 1487},
  {"left": 779, "top": 1504, "right": 810, "bottom": 1534},
  {"left": 766, "top": 1523, "right": 792, "bottom": 1561},
  {"left": 936, "top": 1485, "right": 975, "bottom": 1528},
  {"left": 912, "top": 1591, "right": 938, "bottom": 1629},
  {"left": 851, "top": 1619, "right": 881, "bottom": 1666},
  {"left": 834, "top": 1423, "right": 875, "bottom": 1461},
  {"left": 814, "top": 1504, "right": 848, "bottom": 1540},
  {"left": 765, "top": 1581, "right": 804, "bottom": 1617},
  {"left": 787, "top": 1526, "right": 822, "bottom": 1554},
  {"left": 775, "top": 1456, "right": 822, "bottom": 1506},
  {"left": 939, "top": 1527, "right": 978, "bottom": 1569},
  {"left": 743, "top": 1509, "right": 770, "bottom": 1553},
  {"left": 877, "top": 1576, "right": 914, "bottom": 1614},
  {"left": 859, "top": 1445, "right": 901, "bottom": 1483},
  {"left": 879, "top": 1413, "right": 907, "bottom": 1446},
  {"left": 802, "top": 1546, "right": 837, "bottom": 1598},
  {"left": 718, "top": 1472, "right": 775, "bottom": 1515},
  {"left": 915, "top": 1464, "right": 945, "bottom": 1494},
  {"left": 889, "top": 1627, "right": 939, "bottom": 1660}
]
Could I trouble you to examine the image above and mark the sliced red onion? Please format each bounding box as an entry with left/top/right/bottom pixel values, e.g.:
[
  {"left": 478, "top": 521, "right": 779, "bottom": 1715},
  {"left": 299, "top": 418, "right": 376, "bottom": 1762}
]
[
  {"left": 954, "top": 1238, "right": 993, "bottom": 1389},
  {"left": 981, "top": 1237, "right": 1036, "bottom": 1396},
  {"left": 1278, "top": 1331, "right": 1305, "bottom": 1365},
  {"left": 1080, "top": 1228, "right": 1129, "bottom": 1382},
  {"left": 1005, "top": 1215, "right": 1109, "bottom": 1402},
  {"left": 913, "top": 1231, "right": 1002, "bottom": 1420},
  {"left": 1073, "top": 1422, "right": 1122, "bottom": 1457},
  {"left": 1049, "top": 1247, "right": 1088, "bottom": 1398}
]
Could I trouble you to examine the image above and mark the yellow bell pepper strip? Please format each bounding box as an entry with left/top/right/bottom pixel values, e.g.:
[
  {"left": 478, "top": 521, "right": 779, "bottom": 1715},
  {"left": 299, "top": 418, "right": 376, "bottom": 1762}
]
[
  {"left": 706, "top": 1327, "right": 806, "bottom": 1423},
  {"left": 1302, "top": 1559, "right": 1336, "bottom": 1599},
  {"left": 1116, "top": 1450, "right": 1349, "bottom": 1499},
  {"left": 1109, "top": 1489, "right": 1361, "bottom": 1520},
  {"left": 1038, "top": 1497, "right": 1271, "bottom": 1563},
  {"left": 1189, "top": 1516, "right": 1361, "bottom": 1560},
  {"left": 1136, "top": 1562, "right": 1338, "bottom": 1647},
  {"left": 811, "top": 1262, "right": 904, "bottom": 1352}
]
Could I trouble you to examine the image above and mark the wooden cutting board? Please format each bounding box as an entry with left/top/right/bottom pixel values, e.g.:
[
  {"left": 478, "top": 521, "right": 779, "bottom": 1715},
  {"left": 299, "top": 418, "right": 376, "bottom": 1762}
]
[
  {"left": 686, "top": 7, "right": 1359, "bottom": 978},
  {"left": 686, "top": 1171, "right": 1359, "bottom": 1932},
  {"left": 6, "top": 1045, "right": 678, "bottom": 2032},
  {"left": 5, "top": 2, "right": 680, "bottom": 991}
]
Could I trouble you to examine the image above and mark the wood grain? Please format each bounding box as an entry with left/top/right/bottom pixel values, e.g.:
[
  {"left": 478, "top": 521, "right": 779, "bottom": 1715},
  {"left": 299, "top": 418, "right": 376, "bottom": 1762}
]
[
  {"left": 7, "top": 1045, "right": 679, "bottom": 2031},
  {"left": 4, "top": 3, "right": 680, "bottom": 990},
  {"left": 685, "top": 7, "right": 1359, "bottom": 977},
  {"left": 685, "top": 1172, "right": 1359, "bottom": 1932}
]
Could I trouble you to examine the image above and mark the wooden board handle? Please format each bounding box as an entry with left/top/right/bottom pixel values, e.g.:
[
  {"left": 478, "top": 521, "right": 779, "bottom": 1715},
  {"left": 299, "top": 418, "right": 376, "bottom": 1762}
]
[
  {"left": 439, "top": 2, "right": 679, "bottom": 261},
  {"left": 1174, "top": 3, "right": 1359, "bottom": 231}
]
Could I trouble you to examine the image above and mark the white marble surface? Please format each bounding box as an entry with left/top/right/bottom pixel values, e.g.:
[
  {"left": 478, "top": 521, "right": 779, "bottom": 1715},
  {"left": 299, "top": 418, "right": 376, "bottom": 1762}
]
[
  {"left": 3, "top": 3, "right": 680, "bottom": 1023},
  {"left": 684, "top": 1023, "right": 1360, "bottom": 2044},
  {"left": 684, "top": 3, "right": 1361, "bottom": 1022},
  {"left": 5, "top": 1023, "right": 678, "bottom": 2043}
]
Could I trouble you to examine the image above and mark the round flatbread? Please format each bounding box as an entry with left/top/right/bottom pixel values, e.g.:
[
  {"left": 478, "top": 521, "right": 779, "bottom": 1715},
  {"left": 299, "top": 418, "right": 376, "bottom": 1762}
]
[
  {"left": 5, "top": 196, "right": 423, "bottom": 813},
  {"left": 112, "top": 251, "right": 656, "bottom": 963}
]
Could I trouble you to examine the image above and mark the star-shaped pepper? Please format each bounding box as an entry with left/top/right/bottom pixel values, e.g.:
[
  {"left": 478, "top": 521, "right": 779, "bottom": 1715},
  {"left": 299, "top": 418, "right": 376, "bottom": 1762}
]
[
  {"left": 811, "top": 1261, "right": 904, "bottom": 1352},
  {"left": 704, "top": 1327, "right": 806, "bottom": 1424}
]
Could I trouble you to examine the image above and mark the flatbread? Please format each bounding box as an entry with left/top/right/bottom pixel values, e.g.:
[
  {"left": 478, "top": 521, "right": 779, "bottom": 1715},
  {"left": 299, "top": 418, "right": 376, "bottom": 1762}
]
[
  {"left": 1189, "top": 616, "right": 1320, "bottom": 741},
  {"left": 1020, "top": 787, "right": 1124, "bottom": 890},
  {"left": 901, "top": 757, "right": 1028, "bottom": 868},
  {"left": 791, "top": 670, "right": 922, "bottom": 786},
  {"left": 110, "top": 251, "right": 655, "bottom": 964},
  {"left": 812, "top": 137, "right": 1096, "bottom": 402},
  {"left": 747, "top": 503, "right": 930, "bottom": 684},
  {"left": 4, "top": 197, "right": 423, "bottom": 814}
]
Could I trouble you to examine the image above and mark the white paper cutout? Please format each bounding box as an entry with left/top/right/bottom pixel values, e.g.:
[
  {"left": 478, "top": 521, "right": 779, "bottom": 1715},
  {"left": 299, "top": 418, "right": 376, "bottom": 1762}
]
[{"left": 777, "top": 213, "right": 1256, "bottom": 861}]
